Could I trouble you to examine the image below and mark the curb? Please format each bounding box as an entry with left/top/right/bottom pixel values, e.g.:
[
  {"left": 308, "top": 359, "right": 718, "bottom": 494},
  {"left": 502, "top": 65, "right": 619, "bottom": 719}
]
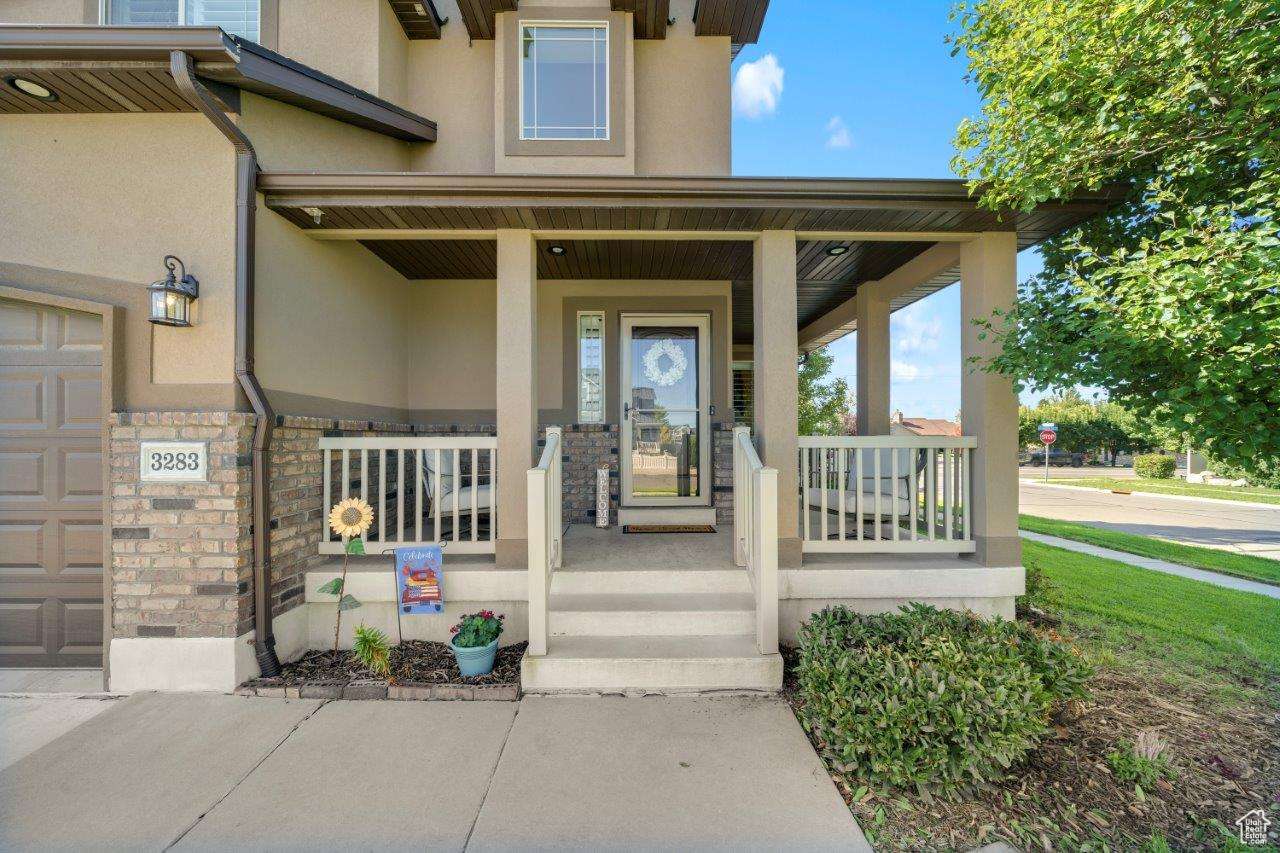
[{"left": 1019, "top": 479, "right": 1280, "bottom": 511}]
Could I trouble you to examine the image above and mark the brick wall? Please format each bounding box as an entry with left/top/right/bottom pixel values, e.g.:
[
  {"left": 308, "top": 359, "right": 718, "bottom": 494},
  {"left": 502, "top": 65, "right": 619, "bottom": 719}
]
[
  {"left": 109, "top": 412, "right": 254, "bottom": 640},
  {"left": 551, "top": 423, "right": 736, "bottom": 526}
]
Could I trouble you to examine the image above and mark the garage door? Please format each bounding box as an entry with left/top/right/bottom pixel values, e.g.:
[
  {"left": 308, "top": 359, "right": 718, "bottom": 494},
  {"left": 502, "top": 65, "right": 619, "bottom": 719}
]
[{"left": 0, "top": 297, "right": 104, "bottom": 667}]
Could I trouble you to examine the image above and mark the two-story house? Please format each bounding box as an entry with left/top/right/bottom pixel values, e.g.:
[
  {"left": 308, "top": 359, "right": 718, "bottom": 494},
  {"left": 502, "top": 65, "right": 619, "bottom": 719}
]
[{"left": 0, "top": 0, "right": 1113, "bottom": 693}]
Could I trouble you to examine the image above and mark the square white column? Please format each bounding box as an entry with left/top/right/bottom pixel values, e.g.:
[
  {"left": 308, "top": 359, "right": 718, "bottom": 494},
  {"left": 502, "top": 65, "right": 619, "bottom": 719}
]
[
  {"left": 495, "top": 229, "right": 537, "bottom": 567},
  {"left": 854, "top": 286, "right": 891, "bottom": 436},
  {"left": 960, "top": 231, "right": 1021, "bottom": 567},
  {"left": 752, "top": 230, "right": 800, "bottom": 565}
]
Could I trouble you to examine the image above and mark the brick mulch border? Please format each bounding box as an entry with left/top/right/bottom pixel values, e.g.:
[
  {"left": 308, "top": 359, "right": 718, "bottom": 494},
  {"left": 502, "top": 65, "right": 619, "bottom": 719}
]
[{"left": 236, "top": 679, "right": 519, "bottom": 701}]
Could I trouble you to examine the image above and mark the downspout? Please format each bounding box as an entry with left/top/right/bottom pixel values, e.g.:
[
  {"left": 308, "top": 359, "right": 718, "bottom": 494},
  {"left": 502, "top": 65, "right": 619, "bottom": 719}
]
[{"left": 170, "top": 51, "right": 282, "bottom": 676}]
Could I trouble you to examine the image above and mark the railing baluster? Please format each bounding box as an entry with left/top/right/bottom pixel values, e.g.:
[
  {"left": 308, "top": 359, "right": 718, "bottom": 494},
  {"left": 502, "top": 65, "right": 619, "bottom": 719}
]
[
  {"left": 910, "top": 449, "right": 919, "bottom": 541},
  {"left": 891, "top": 448, "right": 900, "bottom": 542},
  {"left": 873, "top": 449, "right": 881, "bottom": 542},
  {"left": 451, "top": 449, "right": 460, "bottom": 545},
  {"left": 926, "top": 447, "right": 936, "bottom": 541},
  {"left": 396, "top": 448, "right": 404, "bottom": 545},
  {"left": 322, "top": 448, "right": 332, "bottom": 544},
  {"left": 801, "top": 446, "right": 810, "bottom": 544},
  {"left": 854, "top": 447, "right": 864, "bottom": 542},
  {"left": 415, "top": 449, "right": 423, "bottom": 544},
  {"left": 836, "top": 447, "right": 846, "bottom": 543},
  {"left": 378, "top": 449, "right": 386, "bottom": 545},
  {"left": 341, "top": 449, "right": 350, "bottom": 501},
  {"left": 943, "top": 448, "right": 953, "bottom": 541},
  {"left": 433, "top": 448, "right": 441, "bottom": 542},
  {"left": 819, "top": 447, "right": 829, "bottom": 543},
  {"left": 962, "top": 447, "right": 972, "bottom": 541},
  {"left": 471, "top": 448, "right": 478, "bottom": 543}
]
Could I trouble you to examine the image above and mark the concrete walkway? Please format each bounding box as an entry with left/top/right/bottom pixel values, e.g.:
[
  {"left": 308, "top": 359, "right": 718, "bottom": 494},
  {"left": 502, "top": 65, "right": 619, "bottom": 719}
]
[
  {"left": 0, "top": 692, "right": 869, "bottom": 852},
  {"left": 1020, "top": 479, "right": 1280, "bottom": 560},
  {"left": 1020, "top": 530, "right": 1280, "bottom": 600}
]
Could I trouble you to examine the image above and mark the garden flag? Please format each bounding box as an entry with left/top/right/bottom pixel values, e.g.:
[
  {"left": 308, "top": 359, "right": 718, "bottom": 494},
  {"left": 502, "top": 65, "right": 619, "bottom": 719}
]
[{"left": 395, "top": 545, "right": 444, "bottom": 613}]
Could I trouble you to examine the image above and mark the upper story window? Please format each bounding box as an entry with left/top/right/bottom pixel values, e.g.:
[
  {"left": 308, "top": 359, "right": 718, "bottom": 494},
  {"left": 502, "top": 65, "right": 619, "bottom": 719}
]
[
  {"left": 106, "top": 0, "right": 260, "bottom": 43},
  {"left": 520, "top": 23, "right": 608, "bottom": 141}
]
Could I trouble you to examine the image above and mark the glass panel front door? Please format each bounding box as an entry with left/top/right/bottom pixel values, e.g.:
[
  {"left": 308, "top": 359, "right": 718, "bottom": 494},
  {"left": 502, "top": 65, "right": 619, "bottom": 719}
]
[{"left": 620, "top": 315, "right": 710, "bottom": 505}]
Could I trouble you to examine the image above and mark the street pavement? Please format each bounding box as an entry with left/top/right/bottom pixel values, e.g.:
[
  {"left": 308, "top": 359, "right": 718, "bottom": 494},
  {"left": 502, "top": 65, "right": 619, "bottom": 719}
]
[
  {"left": 0, "top": 692, "right": 870, "bottom": 852},
  {"left": 1020, "top": 480, "right": 1280, "bottom": 560}
]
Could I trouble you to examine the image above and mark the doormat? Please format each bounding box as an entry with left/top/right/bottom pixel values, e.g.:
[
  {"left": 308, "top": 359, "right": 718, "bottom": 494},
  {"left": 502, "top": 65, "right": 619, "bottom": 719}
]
[{"left": 622, "top": 524, "right": 716, "bottom": 534}]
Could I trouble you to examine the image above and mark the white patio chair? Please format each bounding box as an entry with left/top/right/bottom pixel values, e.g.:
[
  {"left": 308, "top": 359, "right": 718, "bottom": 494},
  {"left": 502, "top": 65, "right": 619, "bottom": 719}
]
[
  {"left": 804, "top": 447, "right": 927, "bottom": 536},
  {"left": 418, "top": 450, "right": 492, "bottom": 537}
]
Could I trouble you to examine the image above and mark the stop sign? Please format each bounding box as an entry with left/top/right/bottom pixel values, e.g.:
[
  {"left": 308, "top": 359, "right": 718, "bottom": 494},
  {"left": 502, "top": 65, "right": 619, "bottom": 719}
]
[{"left": 1040, "top": 429, "right": 1057, "bottom": 445}]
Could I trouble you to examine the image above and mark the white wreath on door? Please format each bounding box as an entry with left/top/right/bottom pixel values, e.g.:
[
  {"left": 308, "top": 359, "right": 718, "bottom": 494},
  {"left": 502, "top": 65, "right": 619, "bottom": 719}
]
[{"left": 642, "top": 338, "right": 688, "bottom": 387}]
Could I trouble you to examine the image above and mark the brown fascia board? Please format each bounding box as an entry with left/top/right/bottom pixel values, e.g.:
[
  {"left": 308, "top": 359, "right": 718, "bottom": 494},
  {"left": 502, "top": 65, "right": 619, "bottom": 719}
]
[
  {"left": 0, "top": 25, "right": 437, "bottom": 142},
  {"left": 257, "top": 172, "right": 1120, "bottom": 212}
]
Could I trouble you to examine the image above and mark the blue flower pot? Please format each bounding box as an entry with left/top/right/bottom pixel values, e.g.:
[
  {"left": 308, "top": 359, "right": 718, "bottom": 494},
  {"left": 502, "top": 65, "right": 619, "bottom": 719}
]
[{"left": 451, "top": 637, "right": 498, "bottom": 677}]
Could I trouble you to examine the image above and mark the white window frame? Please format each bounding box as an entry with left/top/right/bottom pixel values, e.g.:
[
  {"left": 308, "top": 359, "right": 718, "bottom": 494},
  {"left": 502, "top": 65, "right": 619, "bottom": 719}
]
[
  {"left": 518, "top": 21, "right": 610, "bottom": 142},
  {"left": 577, "top": 310, "right": 606, "bottom": 424},
  {"left": 101, "top": 0, "right": 260, "bottom": 41}
]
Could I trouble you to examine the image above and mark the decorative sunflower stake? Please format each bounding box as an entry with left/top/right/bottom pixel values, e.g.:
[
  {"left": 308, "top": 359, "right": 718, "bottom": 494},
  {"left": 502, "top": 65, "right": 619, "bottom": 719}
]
[{"left": 317, "top": 497, "right": 375, "bottom": 657}]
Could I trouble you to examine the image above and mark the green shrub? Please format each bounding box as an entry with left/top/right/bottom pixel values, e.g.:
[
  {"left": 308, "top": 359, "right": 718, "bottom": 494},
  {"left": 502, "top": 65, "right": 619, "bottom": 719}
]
[
  {"left": 795, "top": 603, "right": 1093, "bottom": 797},
  {"left": 352, "top": 624, "right": 391, "bottom": 677},
  {"left": 1134, "top": 453, "right": 1176, "bottom": 478}
]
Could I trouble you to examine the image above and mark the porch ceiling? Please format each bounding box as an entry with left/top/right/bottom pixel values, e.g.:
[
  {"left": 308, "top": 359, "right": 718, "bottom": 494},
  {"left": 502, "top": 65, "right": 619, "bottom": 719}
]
[{"left": 261, "top": 173, "right": 1122, "bottom": 347}]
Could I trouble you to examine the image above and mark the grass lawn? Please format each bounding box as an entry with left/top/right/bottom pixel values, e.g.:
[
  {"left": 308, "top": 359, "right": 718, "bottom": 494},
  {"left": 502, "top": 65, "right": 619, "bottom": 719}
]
[
  {"left": 1024, "top": 539, "right": 1280, "bottom": 701},
  {"left": 1020, "top": 513, "right": 1280, "bottom": 586},
  {"left": 1027, "top": 476, "right": 1280, "bottom": 505}
]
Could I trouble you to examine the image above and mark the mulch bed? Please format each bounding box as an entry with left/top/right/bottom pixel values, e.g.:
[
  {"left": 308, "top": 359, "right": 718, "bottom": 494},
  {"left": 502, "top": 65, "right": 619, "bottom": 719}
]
[
  {"left": 240, "top": 640, "right": 526, "bottom": 701},
  {"left": 782, "top": 647, "right": 1280, "bottom": 851}
]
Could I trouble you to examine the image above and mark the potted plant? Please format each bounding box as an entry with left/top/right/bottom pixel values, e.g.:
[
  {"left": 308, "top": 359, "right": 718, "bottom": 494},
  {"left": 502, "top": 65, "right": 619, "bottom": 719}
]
[{"left": 449, "top": 610, "right": 504, "bottom": 676}]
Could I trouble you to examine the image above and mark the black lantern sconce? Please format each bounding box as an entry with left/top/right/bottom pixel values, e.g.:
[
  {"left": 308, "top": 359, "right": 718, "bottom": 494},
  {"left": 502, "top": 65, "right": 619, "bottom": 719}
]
[{"left": 147, "top": 255, "right": 200, "bottom": 327}]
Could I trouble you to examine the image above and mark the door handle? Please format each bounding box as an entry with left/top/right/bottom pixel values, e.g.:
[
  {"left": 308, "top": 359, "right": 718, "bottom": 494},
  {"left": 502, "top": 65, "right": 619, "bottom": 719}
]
[{"left": 623, "top": 402, "right": 631, "bottom": 421}]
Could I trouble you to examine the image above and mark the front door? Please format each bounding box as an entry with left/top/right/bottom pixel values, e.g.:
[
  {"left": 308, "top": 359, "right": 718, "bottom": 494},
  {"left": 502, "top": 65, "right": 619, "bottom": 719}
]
[{"left": 619, "top": 314, "right": 711, "bottom": 506}]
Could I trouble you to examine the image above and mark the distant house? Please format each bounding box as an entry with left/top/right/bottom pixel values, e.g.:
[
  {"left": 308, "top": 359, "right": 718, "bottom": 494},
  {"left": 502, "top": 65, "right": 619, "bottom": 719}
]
[{"left": 890, "top": 410, "right": 962, "bottom": 438}]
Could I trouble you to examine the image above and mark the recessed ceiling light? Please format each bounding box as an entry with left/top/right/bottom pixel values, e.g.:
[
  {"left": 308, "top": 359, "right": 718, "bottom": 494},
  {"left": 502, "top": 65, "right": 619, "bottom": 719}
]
[
  {"left": 826, "top": 245, "right": 849, "bottom": 256},
  {"left": 300, "top": 206, "right": 324, "bottom": 224},
  {"left": 6, "top": 76, "right": 58, "bottom": 102},
  {"left": 547, "top": 245, "right": 567, "bottom": 256}
]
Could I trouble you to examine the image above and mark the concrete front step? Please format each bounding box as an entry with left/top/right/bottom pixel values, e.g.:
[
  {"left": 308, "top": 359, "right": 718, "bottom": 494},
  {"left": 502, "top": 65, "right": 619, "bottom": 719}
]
[
  {"left": 520, "top": 635, "right": 783, "bottom": 694},
  {"left": 548, "top": 593, "right": 756, "bottom": 637},
  {"left": 552, "top": 568, "right": 751, "bottom": 595}
]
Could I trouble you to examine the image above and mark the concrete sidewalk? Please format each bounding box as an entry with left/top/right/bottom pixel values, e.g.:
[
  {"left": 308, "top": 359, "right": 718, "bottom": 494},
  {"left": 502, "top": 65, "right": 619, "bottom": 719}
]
[
  {"left": 0, "top": 692, "right": 868, "bottom": 852},
  {"left": 1021, "top": 530, "right": 1280, "bottom": 600}
]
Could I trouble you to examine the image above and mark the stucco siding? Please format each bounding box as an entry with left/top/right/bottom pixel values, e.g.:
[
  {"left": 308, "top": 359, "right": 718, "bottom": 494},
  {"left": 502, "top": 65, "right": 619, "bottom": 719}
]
[
  {"left": 407, "top": 279, "right": 498, "bottom": 418},
  {"left": 635, "top": 0, "right": 731, "bottom": 176},
  {"left": 0, "top": 114, "right": 236, "bottom": 388},
  {"left": 0, "top": 0, "right": 92, "bottom": 24},
  {"left": 238, "top": 92, "right": 411, "bottom": 171},
  {"left": 275, "top": 0, "right": 387, "bottom": 100},
  {"left": 255, "top": 204, "right": 410, "bottom": 414}
]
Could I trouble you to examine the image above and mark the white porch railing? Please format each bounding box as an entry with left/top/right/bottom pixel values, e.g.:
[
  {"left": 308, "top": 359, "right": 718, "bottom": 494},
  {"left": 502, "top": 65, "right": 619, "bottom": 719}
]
[
  {"left": 798, "top": 436, "right": 977, "bottom": 554},
  {"left": 732, "top": 426, "right": 778, "bottom": 655},
  {"left": 318, "top": 436, "right": 497, "bottom": 555},
  {"left": 526, "top": 427, "right": 563, "bottom": 657}
]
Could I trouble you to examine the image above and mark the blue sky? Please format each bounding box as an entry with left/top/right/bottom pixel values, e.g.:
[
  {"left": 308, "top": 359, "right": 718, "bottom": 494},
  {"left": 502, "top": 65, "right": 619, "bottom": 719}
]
[{"left": 729, "top": 1, "right": 1050, "bottom": 419}]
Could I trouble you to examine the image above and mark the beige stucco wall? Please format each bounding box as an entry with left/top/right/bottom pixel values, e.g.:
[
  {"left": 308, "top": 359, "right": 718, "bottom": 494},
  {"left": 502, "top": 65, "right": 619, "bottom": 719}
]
[
  {"left": 634, "top": 0, "right": 731, "bottom": 176},
  {"left": 0, "top": 114, "right": 237, "bottom": 392},
  {"left": 405, "top": 0, "right": 496, "bottom": 173},
  {"left": 403, "top": 277, "right": 733, "bottom": 423},
  {"left": 238, "top": 92, "right": 411, "bottom": 171},
  {"left": 407, "top": 279, "right": 498, "bottom": 417},
  {"left": 276, "top": 0, "right": 407, "bottom": 105},
  {"left": 255, "top": 203, "right": 410, "bottom": 415},
  {"left": 0, "top": 0, "right": 93, "bottom": 24}
]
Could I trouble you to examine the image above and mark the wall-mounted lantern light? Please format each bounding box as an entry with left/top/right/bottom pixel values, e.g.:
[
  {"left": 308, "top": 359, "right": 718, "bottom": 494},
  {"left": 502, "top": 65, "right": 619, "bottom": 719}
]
[{"left": 147, "top": 255, "right": 200, "bottom": 327}]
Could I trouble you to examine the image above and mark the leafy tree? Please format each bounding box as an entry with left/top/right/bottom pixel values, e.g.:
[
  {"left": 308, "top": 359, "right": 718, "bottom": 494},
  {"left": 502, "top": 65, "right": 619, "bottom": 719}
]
[
  {"left": 950, "top": 0, "right": 1280, "bottom": 473},
  {"left": 798, "top": 348, "right": 851, "bottom": 436}
]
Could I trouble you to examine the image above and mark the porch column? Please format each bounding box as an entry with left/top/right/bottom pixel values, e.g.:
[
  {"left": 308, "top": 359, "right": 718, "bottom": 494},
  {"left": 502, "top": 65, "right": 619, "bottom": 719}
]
[
  {"left": 854, "top": 285, "right": 891, "bottom": 435},
  {"left": 960, "top": 231, "right": 1020, "bottom": 566},
  {"left": 752, "top": 230, "right": 801, "bottom": 566},
  {"left": 495, "top": 229, "right": 537, "bottom": 568}
]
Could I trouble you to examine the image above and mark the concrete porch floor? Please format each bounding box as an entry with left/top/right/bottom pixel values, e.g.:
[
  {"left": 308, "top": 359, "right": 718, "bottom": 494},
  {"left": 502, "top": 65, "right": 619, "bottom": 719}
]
[
  {"left": 561, "top": 523, "right": 737, "bottom": 570},
  {"left": 0, "top": 692, "right": 870, "bottom": 851}
]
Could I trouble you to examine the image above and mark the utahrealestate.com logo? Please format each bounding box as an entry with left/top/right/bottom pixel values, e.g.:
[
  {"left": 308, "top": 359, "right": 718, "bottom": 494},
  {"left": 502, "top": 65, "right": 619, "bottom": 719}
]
[{"left": 1235, "top": 808, "right": 1272, "bottom": 846}]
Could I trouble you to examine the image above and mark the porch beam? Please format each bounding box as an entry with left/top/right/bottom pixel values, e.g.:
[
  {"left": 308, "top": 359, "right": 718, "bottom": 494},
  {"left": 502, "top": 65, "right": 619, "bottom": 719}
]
[
  {"left": 796, "top": 241, "right": 961, "bottom": 348},
  {"left": 495, "top": 229, "right": 538, "bottom": 568},
  {"left": 960, "top": 232, "right": 1021, "bottom": 567},
  {"left": 298, "top": 228, "right": 989, "bottom": 242},
  {"left": 854, "top": 287, "right": 891, "bottom": 436},
  {"left": 752, "top": 230, "right": 802, "bottom": 567}
]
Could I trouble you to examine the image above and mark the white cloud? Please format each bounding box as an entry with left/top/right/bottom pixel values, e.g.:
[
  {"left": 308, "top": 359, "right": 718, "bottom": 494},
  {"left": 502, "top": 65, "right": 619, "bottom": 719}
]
[
  {"left": 824, "top": 116, "right": 852, "bottom": 149},
  {"left": 732, "top": 54, "right": 784, "bottom": 119},
  {"left": 892, "top": 302, "right": 943, "bottom": 355},
  {"left": 891, "top": 361, "right": 922, "bottom": 382}
]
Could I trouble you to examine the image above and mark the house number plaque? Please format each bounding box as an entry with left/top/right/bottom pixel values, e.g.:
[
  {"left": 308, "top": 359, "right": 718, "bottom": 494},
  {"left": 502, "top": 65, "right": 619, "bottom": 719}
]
[{"left": 139, "top": 441, "right": 208, "bottom": 482}]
